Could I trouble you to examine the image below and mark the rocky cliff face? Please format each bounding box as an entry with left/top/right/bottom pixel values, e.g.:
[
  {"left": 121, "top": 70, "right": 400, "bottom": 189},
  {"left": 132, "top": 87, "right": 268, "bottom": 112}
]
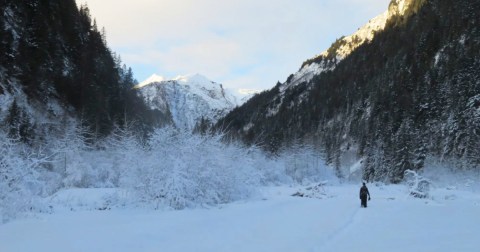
[{"left": 136, "top": 74, "right": 239, "bottom": 130}]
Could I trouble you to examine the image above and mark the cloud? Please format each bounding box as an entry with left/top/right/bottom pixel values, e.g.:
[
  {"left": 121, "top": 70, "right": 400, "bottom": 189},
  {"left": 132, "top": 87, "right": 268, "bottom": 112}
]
[{"left": 77, "top": 0, "right": 390, "bottom": 90}]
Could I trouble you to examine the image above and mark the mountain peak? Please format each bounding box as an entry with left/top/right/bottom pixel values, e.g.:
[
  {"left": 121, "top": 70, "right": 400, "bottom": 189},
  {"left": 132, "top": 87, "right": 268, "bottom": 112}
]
[
  {"left": 388, "top": 0, "right": 424, "bottom": 16},
  {"left": 137, "top": 73, "right": 215, "bottom": 89},
  {"left": 137, "top": 74, "right": 165, "bottom": 88},
  {"left": 173, "top": 73, "right": 212, "bottom": 84}
]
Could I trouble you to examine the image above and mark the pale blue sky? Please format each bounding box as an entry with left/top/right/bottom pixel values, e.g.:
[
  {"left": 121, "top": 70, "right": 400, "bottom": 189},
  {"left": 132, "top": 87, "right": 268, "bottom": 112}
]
[{"left": 78, "top": 0, "right": 391, "bottom": 91}]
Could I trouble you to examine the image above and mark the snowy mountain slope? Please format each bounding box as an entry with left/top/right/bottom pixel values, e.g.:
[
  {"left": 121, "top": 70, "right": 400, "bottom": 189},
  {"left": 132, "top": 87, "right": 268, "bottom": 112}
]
[
  {"left": 259, "top": 0, "right": 428, "bottom": 122},
  {"left": 217, "top": 0, "right": 480, "bottom": 182},
  {"left": 136, "top": 74, "right": 240, "bottom": 130},
  {"left": 285, "top": 0, "right": 426, "bottom": 90}
]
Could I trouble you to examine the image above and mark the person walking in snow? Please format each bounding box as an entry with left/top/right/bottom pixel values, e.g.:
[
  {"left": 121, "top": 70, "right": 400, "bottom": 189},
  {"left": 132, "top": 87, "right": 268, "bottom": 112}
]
[{"left": 359, "top": 182, "right": 371, "bottom": 208}]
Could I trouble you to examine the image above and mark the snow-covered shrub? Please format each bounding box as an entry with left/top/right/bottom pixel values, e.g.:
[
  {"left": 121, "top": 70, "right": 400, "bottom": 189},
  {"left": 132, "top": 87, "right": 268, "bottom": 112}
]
[
  {"left": 404, "top": 169, "right": 431, "bottom": 198},
  {"left": 1, "top": 119, "right": 335, "bottom": 220},
  {"left": 0, "top": 132, "right": 45, "bottom": 223},
  {"left": 280, "top": 144, "right": 331, "bottom": 184},
  {"left": 248, "top": 146, "right": 290, "bottom": 185},
  {"left": 49, "top": 122, "right": 133, "bottom": 189},
  {"left": 47, "top": 120, "right": 94, "bottom": 188},
  {"left": 120, "top": 127, "right": 264, "bottom": 210},
  {"left": 93, "top": 125, "right": 146, "bottom": 188}
]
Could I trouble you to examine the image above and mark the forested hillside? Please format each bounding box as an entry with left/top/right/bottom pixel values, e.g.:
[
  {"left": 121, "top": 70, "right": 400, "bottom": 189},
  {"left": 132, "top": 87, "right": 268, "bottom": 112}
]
[
  {"left": 217, "top": 0, "right": 480, "bottom": 182},
  {"left": 0, "top": 0, "right": 172, "bottom": 221},
  {"left": 0, "top": 0, "right": 165, "bottom": 143}
]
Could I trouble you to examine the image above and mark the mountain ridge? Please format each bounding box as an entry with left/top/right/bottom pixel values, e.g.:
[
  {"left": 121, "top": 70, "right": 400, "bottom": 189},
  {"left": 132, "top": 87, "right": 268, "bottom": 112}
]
[
  {"left": 217, "top": 0, "right": 480, "bottom": 182},
  {"left": 288, "top": 0, "right": 427, "bottom": 91}
]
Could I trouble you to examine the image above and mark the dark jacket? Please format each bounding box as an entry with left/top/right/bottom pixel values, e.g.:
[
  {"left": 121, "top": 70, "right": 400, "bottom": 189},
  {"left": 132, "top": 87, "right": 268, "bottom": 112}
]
[{"left": 359, "top": 185, "right": 370, "bottom": 199}]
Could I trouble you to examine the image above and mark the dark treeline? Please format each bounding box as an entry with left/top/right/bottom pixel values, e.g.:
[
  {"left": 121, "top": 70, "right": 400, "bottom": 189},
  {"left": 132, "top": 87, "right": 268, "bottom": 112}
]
[
  {"left": 217, "top": 0, "right": 480, "bottom": 182},
  {"left": 0, "top": 0, "right": 167, "bottom": 143}
]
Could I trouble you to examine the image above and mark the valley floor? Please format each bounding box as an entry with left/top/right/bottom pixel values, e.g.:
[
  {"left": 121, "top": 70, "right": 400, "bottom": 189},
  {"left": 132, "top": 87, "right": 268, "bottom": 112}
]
[{"left": 1, "top": 184, "right": 479, "bottom": 252}]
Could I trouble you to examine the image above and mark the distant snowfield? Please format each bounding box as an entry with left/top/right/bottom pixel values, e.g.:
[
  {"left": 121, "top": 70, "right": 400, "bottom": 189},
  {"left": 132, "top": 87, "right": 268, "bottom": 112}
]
[{"left": 1, "top": 184, "right": 479, "bottom": 252}]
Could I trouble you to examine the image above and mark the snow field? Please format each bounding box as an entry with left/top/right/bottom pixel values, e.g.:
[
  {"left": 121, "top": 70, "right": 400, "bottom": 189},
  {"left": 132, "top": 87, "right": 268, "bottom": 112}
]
[{"left": 1, "top": 183, "right": 479, "bottom": 252}]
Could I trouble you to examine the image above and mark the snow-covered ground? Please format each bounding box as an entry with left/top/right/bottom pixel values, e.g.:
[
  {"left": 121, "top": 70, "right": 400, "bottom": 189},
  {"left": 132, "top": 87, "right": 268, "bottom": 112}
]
[{"left": 1, "top": 183, "right": 479, "bottom": 252}]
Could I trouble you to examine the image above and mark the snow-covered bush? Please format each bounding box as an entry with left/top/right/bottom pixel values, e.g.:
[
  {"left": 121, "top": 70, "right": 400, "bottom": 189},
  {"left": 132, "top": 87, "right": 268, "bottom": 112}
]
[
  {"left": 97, "top": 128, "right": 333, "bottom": 209},
  {"left": 404, "top": 169, "right": 431, "bottom": 198},
  {"left": 49, "top": 122, "right": 133, "bottom": 189},
  {"left": 94, "top": 125, "right": 146, "bottom": 188},
  {"left": 122, "top": 127, "right": 264, "bottom": 209},
  {"left": 280, "top": 144, "right": 331, "bottom": 185},
  {"left": 0, "top": 132, "right": 45, "bottom": 223},
  {"left": 247, "top": 146, "right": 290, "bottom": 185},
  {"left": 1, "top": 121, "right": 335, "bottom": 220},
  {"left": 48, "top": 120, "right": 94, "bottom": 188}
]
